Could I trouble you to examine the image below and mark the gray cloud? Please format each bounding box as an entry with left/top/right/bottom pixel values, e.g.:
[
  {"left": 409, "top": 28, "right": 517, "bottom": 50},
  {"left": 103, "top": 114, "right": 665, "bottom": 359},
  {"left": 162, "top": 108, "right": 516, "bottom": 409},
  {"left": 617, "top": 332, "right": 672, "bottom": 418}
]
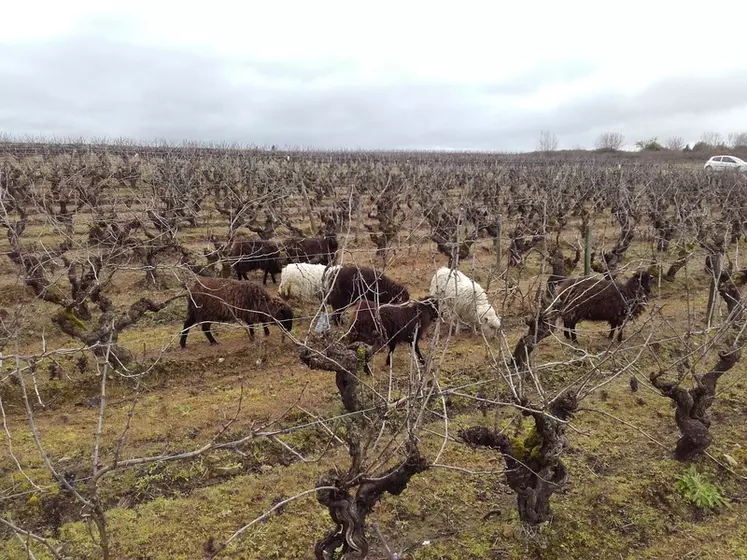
[
  {"left": 525, "top": 71, "right": 747, "bottom": 137},
  {"left": 1, "top": 24, "right": 746, "bottom": 151}
]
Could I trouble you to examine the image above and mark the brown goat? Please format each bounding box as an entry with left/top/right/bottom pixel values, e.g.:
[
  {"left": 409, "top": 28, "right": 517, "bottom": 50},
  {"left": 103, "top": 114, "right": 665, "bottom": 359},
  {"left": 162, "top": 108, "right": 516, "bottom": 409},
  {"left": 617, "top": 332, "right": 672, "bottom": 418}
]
[
  {"left": 348, "top": 297, "right": 439, "bottom": 366},
  {"left": 283, "top": 235, "right": 339, "bottom": 266},
  {"left": 323, "top": 265, "right": 410, "bottom": 326},
  {"left": 553, "top": 270, "right": 653, "bottom": 343},
  {"left": 180, "top": 277, "right": 293, "bottom": 347},
  {"left": 230, "top": 238, "right": 286, "bottom": 284}
]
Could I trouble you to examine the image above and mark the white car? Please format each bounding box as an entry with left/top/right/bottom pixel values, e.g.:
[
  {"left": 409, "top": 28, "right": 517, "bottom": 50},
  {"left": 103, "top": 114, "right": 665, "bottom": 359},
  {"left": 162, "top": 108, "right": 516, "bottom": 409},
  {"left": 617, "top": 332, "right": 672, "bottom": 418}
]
[{"left": 704, "top": 155, "right": 747, "bottom": 172}]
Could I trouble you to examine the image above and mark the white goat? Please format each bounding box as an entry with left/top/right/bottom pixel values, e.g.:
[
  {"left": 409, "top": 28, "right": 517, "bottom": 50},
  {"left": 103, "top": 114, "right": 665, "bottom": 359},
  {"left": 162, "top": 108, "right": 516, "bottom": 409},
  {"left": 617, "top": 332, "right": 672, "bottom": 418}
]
[
  {"left": 279, "top": 263, "right": 341, "bottom": 302},
  {"left": 429, "top": 267, "right": 502, "bottom": 336}
]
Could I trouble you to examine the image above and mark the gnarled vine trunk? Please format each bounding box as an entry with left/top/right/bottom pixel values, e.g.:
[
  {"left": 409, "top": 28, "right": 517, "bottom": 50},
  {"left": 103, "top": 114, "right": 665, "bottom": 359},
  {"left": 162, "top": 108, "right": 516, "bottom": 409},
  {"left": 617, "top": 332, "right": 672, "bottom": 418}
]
[
  {"left": 651, "top": 272, "right": 743, "bottom": 460},
  {"left": 460, "top": 391, "right": 577, "bottom": 525},
  {"left": 314, "top": 441, "right": 428, "bottom": 560},
  {"left": 511, "top": 311, "right": 556, "bottom": 372},
  {"left": 299, "top": 337, "right": 373, "bottom": 412}
]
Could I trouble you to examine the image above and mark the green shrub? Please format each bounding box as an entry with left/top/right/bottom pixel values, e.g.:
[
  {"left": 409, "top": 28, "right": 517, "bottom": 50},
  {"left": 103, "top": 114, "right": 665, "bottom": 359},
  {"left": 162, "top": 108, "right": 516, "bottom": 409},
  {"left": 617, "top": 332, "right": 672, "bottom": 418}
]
[
  {"left": 635, "top": 137, "right": 664, "bottom": 151},
  {"left": 675, "top": 466, "right": 730, "bottom": 510}
]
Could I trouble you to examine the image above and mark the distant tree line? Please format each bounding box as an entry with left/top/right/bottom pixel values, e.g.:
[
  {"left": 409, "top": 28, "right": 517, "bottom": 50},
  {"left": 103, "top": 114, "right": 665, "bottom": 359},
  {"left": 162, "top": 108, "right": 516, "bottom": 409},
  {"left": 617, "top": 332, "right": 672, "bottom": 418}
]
[
  {"left": 535, "top": 130, "right": 747, "bottom": 154},
  {"left": 633, "top": 131, "right": 747, "bottom": 152}
]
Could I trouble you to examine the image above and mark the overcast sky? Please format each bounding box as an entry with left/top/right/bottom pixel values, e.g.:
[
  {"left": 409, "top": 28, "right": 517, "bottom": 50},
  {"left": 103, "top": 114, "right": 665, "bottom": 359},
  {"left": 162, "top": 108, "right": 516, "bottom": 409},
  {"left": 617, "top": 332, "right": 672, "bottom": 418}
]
[{"left": 2, "top": 1, "right": 746, "bottom": 151}]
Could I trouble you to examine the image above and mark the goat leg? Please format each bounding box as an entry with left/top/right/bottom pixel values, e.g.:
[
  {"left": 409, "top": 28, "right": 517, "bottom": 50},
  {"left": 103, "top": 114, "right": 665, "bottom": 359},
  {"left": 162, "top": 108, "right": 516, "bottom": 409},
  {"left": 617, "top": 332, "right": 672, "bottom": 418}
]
[
  {"left": 563, "top": 318, "right": 572, "bottom": 340},
  {"left": 414, "top": 340, "right": 426, "bottom": 364},
  {"left": 608, "top": 324, "right": 616, "bottom": 340},
  {"left": 180, "top": 313, "right": 196, "bottom": 348},
  {"left": 202, "top": 323, "right": 219, "bottom": 345}
]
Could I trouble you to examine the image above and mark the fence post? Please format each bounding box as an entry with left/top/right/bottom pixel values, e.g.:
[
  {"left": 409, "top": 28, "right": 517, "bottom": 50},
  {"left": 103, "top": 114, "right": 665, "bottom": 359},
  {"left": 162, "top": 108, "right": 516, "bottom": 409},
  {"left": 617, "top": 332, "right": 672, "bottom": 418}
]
[
  {"left": 494, "top": 215, "right": 502, "bottom": 269},
  {"left": 354, "top": 188, "right": 362, "bottom": 244},
  {"left": 584, "top": 224, "right": 592, "bottom": 276},
  {"left": 706, "top": 252, "right": 723, "bottom": 329}
]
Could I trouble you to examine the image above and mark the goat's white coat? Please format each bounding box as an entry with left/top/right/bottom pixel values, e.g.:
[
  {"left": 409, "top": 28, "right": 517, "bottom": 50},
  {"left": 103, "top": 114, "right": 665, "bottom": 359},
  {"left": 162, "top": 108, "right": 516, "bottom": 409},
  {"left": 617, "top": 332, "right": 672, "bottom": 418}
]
[
  {"left": 278, "top": 263, "right": 340, "bottom": 301},
  {"left": 429, "top": 267, "right": 502, "bottom": 336}
]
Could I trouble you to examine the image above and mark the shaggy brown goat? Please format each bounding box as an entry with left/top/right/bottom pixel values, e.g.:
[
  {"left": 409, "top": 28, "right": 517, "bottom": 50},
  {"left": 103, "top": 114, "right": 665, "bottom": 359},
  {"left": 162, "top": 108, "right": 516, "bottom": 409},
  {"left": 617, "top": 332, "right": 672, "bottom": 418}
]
[
  {"left": 348, "top": 297, "right": 439, "bottom": 366},
  {"left": 323, "top": 265, "right": 410, "bottom": 326},
  {"left": 180, "top": 277, "right": 293, "bottom": 347},
  {"left": 230, "top": 238, "right": 286, "bottom": 284},
  {"left": 553, "top": 270, "right": 653, "bottom": 343},
  {"left": 283, "top": 234, "right": 338, "bottom": 266}
]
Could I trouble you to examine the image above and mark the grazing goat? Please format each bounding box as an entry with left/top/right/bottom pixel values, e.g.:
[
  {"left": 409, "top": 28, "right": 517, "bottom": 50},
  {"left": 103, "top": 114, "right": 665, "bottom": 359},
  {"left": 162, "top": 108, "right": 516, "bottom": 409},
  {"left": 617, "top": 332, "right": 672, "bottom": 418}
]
[
  {"left": 429, "top": 267, "right": 502, "bottom": 337},
  {"left": 180, "top": 277, "right": 293, "bottom": 347},
  {"left": 552, "top": 270, "right": 653, "bottom": 343},
  {"left": 230, "top": 238, "right": 286, "bottom": 284},
  {"left": 278, "top": 263, "right": 340, "bottom": 301},
  {"left": 283, "top": 234, "right": 339, "bottom": 266},
  {"left": 348, "top": 297, "right": 439, "bottom": 366},
  {"left": 323, "top": 265, "right": 410, "bottom": 325}
]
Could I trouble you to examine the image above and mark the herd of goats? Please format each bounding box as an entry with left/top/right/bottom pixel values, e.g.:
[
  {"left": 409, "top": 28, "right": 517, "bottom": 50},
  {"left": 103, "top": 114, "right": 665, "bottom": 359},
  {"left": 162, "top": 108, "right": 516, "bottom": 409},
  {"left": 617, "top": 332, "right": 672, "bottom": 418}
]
[{"left": 179, "top": 231, "right": 656, "bottom": 370}]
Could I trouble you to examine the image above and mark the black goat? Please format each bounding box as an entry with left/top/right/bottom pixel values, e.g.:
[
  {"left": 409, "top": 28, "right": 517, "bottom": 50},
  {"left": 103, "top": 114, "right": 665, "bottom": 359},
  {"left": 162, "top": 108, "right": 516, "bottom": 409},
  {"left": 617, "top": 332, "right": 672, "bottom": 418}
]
[
  {"left": 284, "top": 234, "right": 338, "bottom": 266},
  {"left": 552, "top": 270, "right": 653, "bottom": 343},
  {"left": 348, "top": 297, "right": 439, "bottom": 366},
  {"left": 323, "top": 265, "right": 410, "bottom": 325},
  {"left": 230, "top": 238, "right": 286, "bottom": 284}
]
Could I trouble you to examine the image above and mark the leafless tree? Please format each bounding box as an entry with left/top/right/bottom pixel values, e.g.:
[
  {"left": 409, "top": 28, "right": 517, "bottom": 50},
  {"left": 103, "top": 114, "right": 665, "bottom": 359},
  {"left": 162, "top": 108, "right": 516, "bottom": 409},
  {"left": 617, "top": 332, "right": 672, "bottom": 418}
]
[
  {"left": 727, "top": 132, "right": 747, "bottom": 149},
  {"left": 700, "top": 131, "right": 725, "bottom": 149},
  {"left": 536, "top": 130, "right": 559, "bottom": 152},
  {"left": 665, "top": 136, "right": 686, "bottom": 151},
  {"left": 595, "top": 131, "right": 625, "bottom": 151}
]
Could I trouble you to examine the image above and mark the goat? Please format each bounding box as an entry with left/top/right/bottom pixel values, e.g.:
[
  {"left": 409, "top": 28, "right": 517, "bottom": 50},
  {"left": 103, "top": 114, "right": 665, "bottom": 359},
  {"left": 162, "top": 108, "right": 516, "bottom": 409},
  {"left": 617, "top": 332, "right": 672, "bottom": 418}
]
[
  {"left": 322, "top": 265, "right": 410, "bottom": 325},
  {"left": 230, "top": 238, "right": 286, "bottom": 284},
  {"left": 348, "top": 297, "right": 439, "bottom": 366},
  {"left": 552, "top": 270, "right": 653, "bottom": 343},
  {"left": 283, "top": 234, "right": 339, "bottom": 266},
  {"left": 278, "top": 263, "right": 340, "bottom": 301},
  {"left": 180, "top": 277, "right": 293, "bottom": 347},
  {"left": 429, "top": 267, "right": 501, "bottom": 337}
]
